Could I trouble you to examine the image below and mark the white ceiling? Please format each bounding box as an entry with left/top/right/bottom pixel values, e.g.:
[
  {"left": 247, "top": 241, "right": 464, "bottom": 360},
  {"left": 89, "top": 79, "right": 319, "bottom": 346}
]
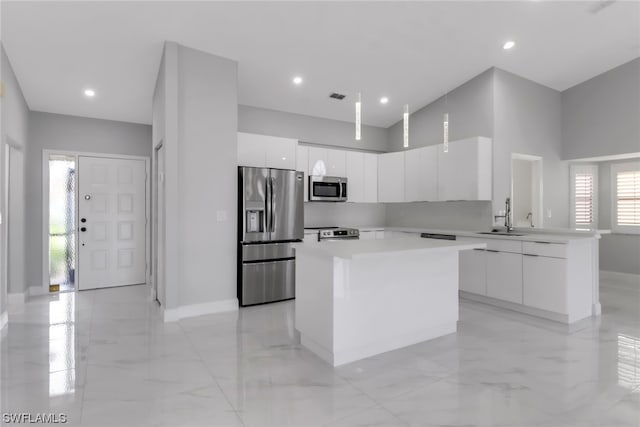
[{"left": 3, "top": 1, "right": 639, "bottom": 127}]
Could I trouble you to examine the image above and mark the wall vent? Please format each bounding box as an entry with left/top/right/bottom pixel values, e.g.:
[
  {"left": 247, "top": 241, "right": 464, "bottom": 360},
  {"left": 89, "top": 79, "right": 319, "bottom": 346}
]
[{"left": 329, "top": 93, "right": 346, "bottom": 100}]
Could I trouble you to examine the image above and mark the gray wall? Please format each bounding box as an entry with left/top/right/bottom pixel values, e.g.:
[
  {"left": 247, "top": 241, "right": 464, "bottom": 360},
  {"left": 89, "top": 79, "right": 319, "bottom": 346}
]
[
  {"left": 562, "top": 58, "right": 640, "bottom": 160},
  {"left": 598, "top": 161, "right": 640, "bottom": 275},
  {"left": 493, "top": 68, "right": 567, "bottom": 229},
  {"left": 387, "top": 68, "right": 494, "bottom": 151},
  {"left": 239, "top": 105, "right": 388, "bottom": 152},
  {"left": 1, "top": 44, "right": 30, "bottom": 312},
  {"left": 153, "top": 43, "right": 238, "bottom": 312},
  {"left": 25, "top": 112, "right": 151, "bottom": 292},
  {"left": 176, "top": 45, "right": 238, "bottom": 307}
]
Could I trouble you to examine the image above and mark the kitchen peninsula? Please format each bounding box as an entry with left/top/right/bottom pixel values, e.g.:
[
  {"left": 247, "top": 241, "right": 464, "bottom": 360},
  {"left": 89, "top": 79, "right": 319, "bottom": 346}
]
[{"left": 294, "top": 237, "right": 485, "bottom": 366}]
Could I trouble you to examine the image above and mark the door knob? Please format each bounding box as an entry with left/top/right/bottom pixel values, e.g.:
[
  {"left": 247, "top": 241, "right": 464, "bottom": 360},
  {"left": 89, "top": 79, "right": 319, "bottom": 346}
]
[{"left": 80, "top": 227, "right": 87, "bottom": 232}]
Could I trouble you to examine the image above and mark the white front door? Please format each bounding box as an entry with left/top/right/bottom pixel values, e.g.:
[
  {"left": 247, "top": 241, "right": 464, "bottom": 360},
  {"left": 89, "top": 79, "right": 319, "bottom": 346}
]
[{"left": 78, "top": 156, "right": 146, "bottom": 290}]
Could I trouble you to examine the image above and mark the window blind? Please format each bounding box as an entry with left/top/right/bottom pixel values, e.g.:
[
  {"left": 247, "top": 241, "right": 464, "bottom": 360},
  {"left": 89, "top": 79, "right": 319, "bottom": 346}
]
[
  {"left": 574, "top": 172, "right": 594, "bottom": 225},
  {"left": 616, "top": 170, "right": 640, "bottom": 226}
]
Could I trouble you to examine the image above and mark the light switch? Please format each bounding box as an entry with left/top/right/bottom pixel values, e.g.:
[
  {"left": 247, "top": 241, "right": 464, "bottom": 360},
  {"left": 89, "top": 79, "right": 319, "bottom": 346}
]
[
  {"left": 216, "top": 210, "right": 227, "bottom": 222},
  {"left": 547, "top": 209, "right": 552, "bottom": 218}
]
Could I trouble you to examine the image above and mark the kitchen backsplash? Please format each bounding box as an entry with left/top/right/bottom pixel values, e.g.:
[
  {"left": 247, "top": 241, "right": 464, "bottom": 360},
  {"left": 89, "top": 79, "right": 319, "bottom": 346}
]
[
  {"left": 305, "top": 200, "right": 492, "bottom": 231},
  {"left": 384, "top": 201, "right": 493, "bottom": 231},
  {"left": 304, "top": 203, "right": 386, "bottom": 228}
]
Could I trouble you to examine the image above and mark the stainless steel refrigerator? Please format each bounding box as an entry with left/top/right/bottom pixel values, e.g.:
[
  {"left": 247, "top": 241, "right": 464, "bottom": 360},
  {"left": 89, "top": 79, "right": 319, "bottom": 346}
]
[{"left": 238, "top": 167, "right": 304, "bottom": 306}]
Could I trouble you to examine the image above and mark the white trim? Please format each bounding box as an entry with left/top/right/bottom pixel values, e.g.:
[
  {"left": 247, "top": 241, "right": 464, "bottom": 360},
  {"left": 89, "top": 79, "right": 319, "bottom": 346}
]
[
  {"left": 569, "top": 163, "right": 598, "bottom": 229},
  {"left": 8, "top": 292, "right": 25, "bottom": 305},
  {"left": 570, "top": 152, "right": 640, "bottom": 163},
  {"left": 42, "top": 150, "right": 151, "bottom": 293},
  {"left": 163, "top": 299, "right": 239, "bottom": 322},
  {"left": 610, "top": 161, "right": 640, "bottom": 235},
  {"left": 0, "top": 311, "right": 7, "bottom": 331},
  {"left": 601, "top": 270, "right": 640, "bottom": 286}
]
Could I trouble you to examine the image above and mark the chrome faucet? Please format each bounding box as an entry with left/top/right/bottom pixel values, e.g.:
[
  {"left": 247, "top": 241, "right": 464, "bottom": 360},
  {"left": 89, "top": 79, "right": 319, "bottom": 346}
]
[{"left": 494, "top": 197, "right": 513, "bottom": 232}]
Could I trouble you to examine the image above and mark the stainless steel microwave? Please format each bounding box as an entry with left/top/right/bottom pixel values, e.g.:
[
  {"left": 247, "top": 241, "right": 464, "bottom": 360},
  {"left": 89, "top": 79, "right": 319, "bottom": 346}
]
[{"left": 309, "top": 175, "right": 348, "bottom": 202}]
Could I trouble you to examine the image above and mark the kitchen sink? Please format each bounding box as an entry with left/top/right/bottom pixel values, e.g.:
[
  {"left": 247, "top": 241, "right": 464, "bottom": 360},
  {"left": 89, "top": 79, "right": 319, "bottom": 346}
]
[{"left": 476, "top": 231, "right": 526, "bottom": 237}]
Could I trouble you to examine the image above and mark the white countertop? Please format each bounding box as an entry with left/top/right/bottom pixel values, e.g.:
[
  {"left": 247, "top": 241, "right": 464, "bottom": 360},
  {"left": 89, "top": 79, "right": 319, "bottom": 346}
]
[
  {"left": 354, "top": 226, "right": 605, "bottom": 243},
  {"left": 295, "top": 237, "right": 485, "bottom": 259}
]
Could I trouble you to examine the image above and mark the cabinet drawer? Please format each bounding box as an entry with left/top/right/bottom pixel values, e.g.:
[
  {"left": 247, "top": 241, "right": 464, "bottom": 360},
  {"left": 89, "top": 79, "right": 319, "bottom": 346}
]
[
  {"left": 485, "top": 239, "right": 522, "bottom": 254},
  {"left": 522, "top": 241, "right": 567, "bottom": 259}
]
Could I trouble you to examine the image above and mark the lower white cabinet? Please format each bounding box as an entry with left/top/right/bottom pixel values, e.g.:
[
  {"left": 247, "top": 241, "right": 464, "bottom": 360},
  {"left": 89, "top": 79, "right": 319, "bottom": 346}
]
[
  {"left": 486, "top": 250, "right": 522, "bottom": 304},
  {"left": 523, "top": 255, "right": 567, "bottom": 314},
  {"left": 459, "top": 249, "right": 486, "bottom": 295}
]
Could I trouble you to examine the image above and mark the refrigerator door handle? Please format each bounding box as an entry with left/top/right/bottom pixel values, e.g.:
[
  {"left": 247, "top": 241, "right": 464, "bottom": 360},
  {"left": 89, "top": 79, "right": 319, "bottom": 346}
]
[
  {"left": 269, "top": 176, "right": 275, "bottom": 232},
  {"left": 264, "top": 175, "right": 271, "bottom": 236}
]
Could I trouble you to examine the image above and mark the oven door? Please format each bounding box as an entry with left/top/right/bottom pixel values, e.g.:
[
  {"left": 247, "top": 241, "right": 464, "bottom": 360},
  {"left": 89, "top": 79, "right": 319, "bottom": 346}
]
[{"left": 309, "top": 176, "right": 347, "bottom": 202}]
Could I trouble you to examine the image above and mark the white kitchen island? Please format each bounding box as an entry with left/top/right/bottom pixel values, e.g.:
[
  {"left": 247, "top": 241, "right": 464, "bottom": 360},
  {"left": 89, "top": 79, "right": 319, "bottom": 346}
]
[{"left": 294, "top": 238, "right": 485, "bottom": 366}]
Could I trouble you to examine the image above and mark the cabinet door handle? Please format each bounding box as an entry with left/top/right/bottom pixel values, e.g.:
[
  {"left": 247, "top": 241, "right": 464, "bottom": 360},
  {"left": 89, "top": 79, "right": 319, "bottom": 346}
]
[
  {"left": 486, "top": 249, "right": 499, "bottom": 253},
  {"left": 533, "top": 241, "right": 551, "bottom": 244},
  {"left": 472, "top": 248, "right": 485, "bottom": 251},
  {"left": 523, "top": 253, "right": 539, "bottom": 257}
]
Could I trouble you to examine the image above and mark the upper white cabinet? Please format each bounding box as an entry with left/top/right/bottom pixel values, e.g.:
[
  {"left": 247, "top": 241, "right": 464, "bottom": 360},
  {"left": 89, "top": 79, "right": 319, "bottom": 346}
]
[
  {"left": 297, "top": 145, "right": 309, "bottom": 201},
  {"left": 437, "top": 137, "right": 492, "bottom": 201},
  {"left": 378, "top": 152, "right": 405, "bottom": 203},
  {"left": 404, "top": 145, "right": 438, "bottom": 202},
  {"left": 326, "top": 149, "right": 346, "bottom": 177},
  {"left": 346, "top": 151, "right": 365, "bottom": 202},
  {"left": 238, "top": 132, "right": 297, "bottom": 170},
  {"left": 308, "top": 147, "right": 328, "bottom": 176},
  {"left": 363, "top": 153, "right": 378, "bottom": 203}
]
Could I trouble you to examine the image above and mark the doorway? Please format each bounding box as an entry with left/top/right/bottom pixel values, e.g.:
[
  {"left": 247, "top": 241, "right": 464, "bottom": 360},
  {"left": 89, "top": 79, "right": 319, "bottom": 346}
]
[
  {"left": 43, "top": 151, "right": 150, "bottom": 293},
  {"left": 511, "top": 154, "right": 543, "bottom": 228}
]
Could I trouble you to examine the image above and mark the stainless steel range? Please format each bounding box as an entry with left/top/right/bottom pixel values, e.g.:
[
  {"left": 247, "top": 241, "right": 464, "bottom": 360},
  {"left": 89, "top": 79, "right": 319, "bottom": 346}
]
[{"left": 304, "top": 226, "right": 360, "bottom": 242}]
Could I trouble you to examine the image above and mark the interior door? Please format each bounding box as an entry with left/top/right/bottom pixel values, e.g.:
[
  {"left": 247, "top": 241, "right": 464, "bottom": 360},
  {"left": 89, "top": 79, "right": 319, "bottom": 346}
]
[{"left": 78, "top": 156, "right": 146, "bottom": 290}]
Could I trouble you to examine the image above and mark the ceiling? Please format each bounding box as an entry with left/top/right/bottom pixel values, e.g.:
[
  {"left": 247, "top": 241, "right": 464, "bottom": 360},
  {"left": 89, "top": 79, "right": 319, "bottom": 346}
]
[{"left": 3, "top": 1, "right": 639, "bottom": 127}]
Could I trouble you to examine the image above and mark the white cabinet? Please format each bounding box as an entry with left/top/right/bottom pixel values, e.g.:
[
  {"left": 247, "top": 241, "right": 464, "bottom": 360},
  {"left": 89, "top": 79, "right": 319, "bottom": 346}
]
[
  {"left": 363, "top": 153, "right": 378, "bottom": 203},
  {"left": 404, "top": 145, "right": 438, "bottom": 202},
  {"left": 459, "top": 248, "right": 486, "bottom": 295},
  {"left": 308, "top": 147, "right": 328, "bottom": 176},
  {"left": 523, "top": 255, "right": 567, "bottom": 314},
  {"left": 326, "top": 149, "right": 346, "bottom": 177},
  {"left": 238, "top": 133, "right": 267, "bottom": 167},
  {"left": 346, "top": 151, "right": 365, "bottom": 202},
  {"left": 378, "top": 152, "right": 405, "bottom": 203},
  {"left": 437, "top": 137, "right": 492, "bottom": 201},
  {"left": 486, "top": 250, "right": 522, "bottom": 304},
  {"left": 238, "top": 132, "right": 297, "bottom": 169},
  {"left": 297, "top": 145, "right": 309, "bottom": 201}
]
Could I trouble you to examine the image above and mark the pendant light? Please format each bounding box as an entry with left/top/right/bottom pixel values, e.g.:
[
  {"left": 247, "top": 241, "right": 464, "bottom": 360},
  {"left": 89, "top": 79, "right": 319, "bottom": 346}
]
[
  {"left": 403, "top": 104, "right": 409, "bottom": 148},
  {"left": 355, "top": 92, "right": 362, "bottom": 141},
  {"left": 443, "top": 92, "right": 449, "bottom": 153}
]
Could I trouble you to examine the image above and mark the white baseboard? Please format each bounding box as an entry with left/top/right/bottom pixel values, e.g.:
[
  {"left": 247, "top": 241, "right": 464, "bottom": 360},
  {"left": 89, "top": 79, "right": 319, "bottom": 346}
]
[
  {"left": 8, "top": 293, "right": 25, "bottom": 305},
  {"left": 163, "top": 298, "right": 239, "bottom": 322},
  {"left": 600, "top": 270, "right": 640, "bottom": 285},
  {"left": 0, "top": 311, "right": 8, "bottom": 330}
]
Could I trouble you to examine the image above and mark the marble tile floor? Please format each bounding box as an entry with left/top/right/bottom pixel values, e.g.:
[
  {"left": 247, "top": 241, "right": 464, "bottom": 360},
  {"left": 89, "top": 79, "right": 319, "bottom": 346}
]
[{"left": 1, "top": 275, "right": 639, "bottom": 427}]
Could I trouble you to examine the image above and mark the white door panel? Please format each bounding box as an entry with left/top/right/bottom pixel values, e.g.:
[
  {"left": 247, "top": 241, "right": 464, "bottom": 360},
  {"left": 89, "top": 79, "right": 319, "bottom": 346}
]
[{"left": 78, "top": 157, "right": 146, "bottom": 290}]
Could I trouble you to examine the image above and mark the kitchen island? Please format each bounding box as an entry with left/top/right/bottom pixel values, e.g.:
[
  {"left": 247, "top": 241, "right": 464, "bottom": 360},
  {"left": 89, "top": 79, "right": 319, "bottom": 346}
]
[{"left": 294, "top": 237, "right": 485, "bottom": 366}]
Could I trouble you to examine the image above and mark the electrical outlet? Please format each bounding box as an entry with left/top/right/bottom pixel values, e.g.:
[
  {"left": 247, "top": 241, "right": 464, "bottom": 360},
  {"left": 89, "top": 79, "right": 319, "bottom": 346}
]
[{"left": 547, "top": 209, "right": 552, "bottom": 218}]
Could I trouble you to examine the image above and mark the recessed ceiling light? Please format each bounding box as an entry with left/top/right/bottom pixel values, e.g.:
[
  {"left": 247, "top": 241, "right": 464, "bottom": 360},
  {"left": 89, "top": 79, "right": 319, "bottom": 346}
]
[
  {"left": 380, "top": 97, "right": 389, "bottom": 104},
  {"left": 503, "top": 40, "right": 516, "bottom": 50},
  {"left": 292, "top": 76, "right": 303, "bottom": 85},
  {"left": 84, "top": 88, "right": 96, "bottom": 97}
]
